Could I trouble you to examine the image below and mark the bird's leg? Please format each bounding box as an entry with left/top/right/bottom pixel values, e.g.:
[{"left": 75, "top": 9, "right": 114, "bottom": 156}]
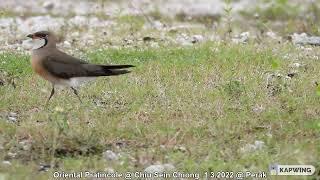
[
  {"left": 71, "top": 87, "right": 82, "bottom": 103},
  {"left": 46, "top": 85, "right": 55, "bottom": 105}
]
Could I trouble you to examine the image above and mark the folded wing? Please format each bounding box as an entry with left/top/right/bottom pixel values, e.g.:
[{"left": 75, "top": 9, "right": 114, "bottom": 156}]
[{"left": 42, "top": 55, "right": 134, "bottom": 79}]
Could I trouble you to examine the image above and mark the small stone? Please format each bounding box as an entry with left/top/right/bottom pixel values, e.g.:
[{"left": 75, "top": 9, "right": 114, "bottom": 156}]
[
  {"left": 2, "top": 161, "right": 11, "bottom": 166},
  {"left": 266, "top": 31, "right": 280, "bottom": 41},
  {"left": 104, "top": 167, "right": 115, "bottom": 173},
  {"left": 266, "top": 31, "right": 275, "bottom": 38},
  {"left": 7, "top": 152, "right": 16, "bottom": 158},
  {"left": 191, "top": 35, "right": 204, "bottom": 44},
  {"left": 292, "top": 63, "right": 302, "bottom": 68},
  {"left": 150, "top": 42, "right": 159, "bottom": 48},
  {"left": 103, "top": 150, "right": 119, "bottom": 161},
  {"left": 43, "top": 2, "right": 55, "bottom": 11},
  {"left": 144, "top": 164, "right": 175, "bottom": 173},
  {"left": 240, "top": 140, "right": 265, "bottom": 153},
  {"left": 7, "top": 112, "right": 18, "bottom": 123},
  {"left": 232, "top": 32, "right": 250, "bottom": 44},
  {"left": 71, "top": 32, "right": 80, "bottom": 37},
  {"left": 252, "top": 105, "right": 264, "bottom": 114},
  {"left": 240, "top": 32, "right": 250, "bottom": 39},
  {"left": 176, "top": 34, "right": 192, "bottom": 46},
  {"left": 63, "top": 41, "right": 71, "bottom": 48},
  {"left": 8, "top": 116, "right": 17, "bottom": 122},
  {"left": 152, "top": 21, "right": 164, "bottom": 29},
  {"left": 54, "top": 106, "right": 64, "bottom": 113},
  {"left": 240, "top": 144, "right": 256, "bottom": 153},
  {"left": 39, "top": 164, "right": 51, "bottom": 172},
  {"left": 174, "top": 145, "right": 187, "bottom": 152},
  {"left": 19, "top": 140, "right": 32, "bottom": 151},
  {"left": 254, "top": 140, "right": 265, "bottom": 150}
]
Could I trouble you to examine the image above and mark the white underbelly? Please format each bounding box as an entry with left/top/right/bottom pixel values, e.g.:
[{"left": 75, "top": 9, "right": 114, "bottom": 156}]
[{"left": 56, "top": 77, "right": 96, "bottom": 87}]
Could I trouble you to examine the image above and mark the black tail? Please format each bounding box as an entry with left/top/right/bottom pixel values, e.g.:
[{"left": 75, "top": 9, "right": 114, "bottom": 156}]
[
  {"left": 101, "top": 65, "right": 135, "bottom": 69},
  {"left": 100, "top": 64, "right": 133, "bottom": 76},
  {"left": 105, "top": 69, "right": 131, "bottom": 76},
  {"left": 83, "top": 64, "right": 134, "bottom": 77}
]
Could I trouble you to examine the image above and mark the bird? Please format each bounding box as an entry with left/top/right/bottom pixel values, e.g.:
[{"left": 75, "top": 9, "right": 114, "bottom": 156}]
[{"left": 27, "top": 31, "right": 134, "bottom": 104}]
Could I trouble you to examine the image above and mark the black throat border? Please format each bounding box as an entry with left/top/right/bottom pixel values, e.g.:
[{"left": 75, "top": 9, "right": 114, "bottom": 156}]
[{"left": 38, "top": 38, "right": 48, "bottom": 49}]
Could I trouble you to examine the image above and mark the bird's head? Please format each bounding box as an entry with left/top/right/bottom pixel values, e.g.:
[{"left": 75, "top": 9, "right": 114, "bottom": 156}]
[{"left": 27, "top": 31, "right": 56, "bottom": 49}]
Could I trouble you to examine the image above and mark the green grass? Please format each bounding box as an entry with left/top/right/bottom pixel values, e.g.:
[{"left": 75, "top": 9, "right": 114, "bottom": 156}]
[
  {"left": 0, "top": 42, "right": 319, "bottom": 179},
  {"left": 239, "top": 0, "right": 320, "bottom": 35}
]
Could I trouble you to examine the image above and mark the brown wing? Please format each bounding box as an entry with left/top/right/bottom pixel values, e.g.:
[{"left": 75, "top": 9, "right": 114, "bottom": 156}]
[
  {"left": 42, "top": 55, "right": 132, "bottom": 79},
  {"left": 42, "top": 56, "right": 91, "bottom": 79}
]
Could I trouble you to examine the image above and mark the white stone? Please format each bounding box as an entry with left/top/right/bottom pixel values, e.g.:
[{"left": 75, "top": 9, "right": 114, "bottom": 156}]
[
  {"left": 254, "top": 140, "right": 265, "bottom": 150},
  {"left": 103, "top": 150, "right": 119, "bottom": 161},
  {"left": 7, "top": 152, "right": 16, "bottom": 158},
  {"left": 152, "top": 21, "right": 164, "bottom": 30},
  {"left": 240, "top": 140, "right": 265, "bottom": 153},
  {"left": 63, "top": 41, "right": 72, "bottom": 48},
  {"left": 2, "top": 161, "right": 11, "bottom": 166},
  {"left": 266, "top": 31, "right": 277, "bottom": 39},
  {"left": 192, "top": 35, "right": 204, "bottom": 43},
  {"left": 104, "top": 167, "right": 115, "bottom": 173},
  {"left": 292, "top": 63, "right": 302, "bottom": 68},
  {"left": 19, "top": 140, "right": 32, "bottom": 151},
  {"left": 252, "top": 105, "right": 264, "bottom": 114},
  {"left": 144, "top": 164, "right": 175, "bottom": 173},
  {"left": 232, "top": 32, "right": 250, "bottom": 44}
]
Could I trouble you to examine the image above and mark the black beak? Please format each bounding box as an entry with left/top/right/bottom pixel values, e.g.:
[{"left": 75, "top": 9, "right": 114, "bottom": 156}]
[{"left": 27, "top": 34, "right": 33, "bottom": 38}]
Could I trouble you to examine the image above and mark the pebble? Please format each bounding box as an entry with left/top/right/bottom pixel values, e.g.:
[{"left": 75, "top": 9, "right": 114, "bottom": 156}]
[
  {"left": 240, "top": 140, "right": 265, "bottom": 153},
  {"left": 7, "top": 152, "right": 17, "bottom": 158},
  {"left": 291, "top": 63, "right": 303, "bottom": 68},
  {"left": 2, "top": 161, "right": 11, "bottom": 166},
  {"left": 174, "top": 145, "right": 187, "bottom": 153},
  {"left": 176, "top": 34, "right": 193, "bottom": 46},
  {"left": 266, "top": 31, "right": 277, "bottom": 39},
  {"left": 152, "top": 21, "right": 164, "bottom": 30},
  {"left": 104, "top": 167, "right": 115, "bottom": 173},
  {"left": 19, "top": 140, "right": 32, "bottom": 151},
  {"left": 63, "top": 41, "right": 72, "bottom": 48},
  {"left": 232, "top": 32, "right": 250, "bottom": 44},
  {"left": 38, "top": 164, "right": 51, "bottom": 172},
  {"left": 43, "top": 2, "right": 55, "bottom": 11},
  {"left": 7, "top": 112, "right": 18, "bottom": 123},
  {"left": 252, "top": 105, "right": 264, "bottom": 114},
  {"left": 144, "top": 164, "right": 175, "bottom": 173},
  {"left": 54, "top": 106, "right": 64, "bottom": 113},
  {"left": 192, "top": 35, "right": 204, "bottom": 43},
  {"left": 103, "top": 150, "right": 119, "bottom": 161}
]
